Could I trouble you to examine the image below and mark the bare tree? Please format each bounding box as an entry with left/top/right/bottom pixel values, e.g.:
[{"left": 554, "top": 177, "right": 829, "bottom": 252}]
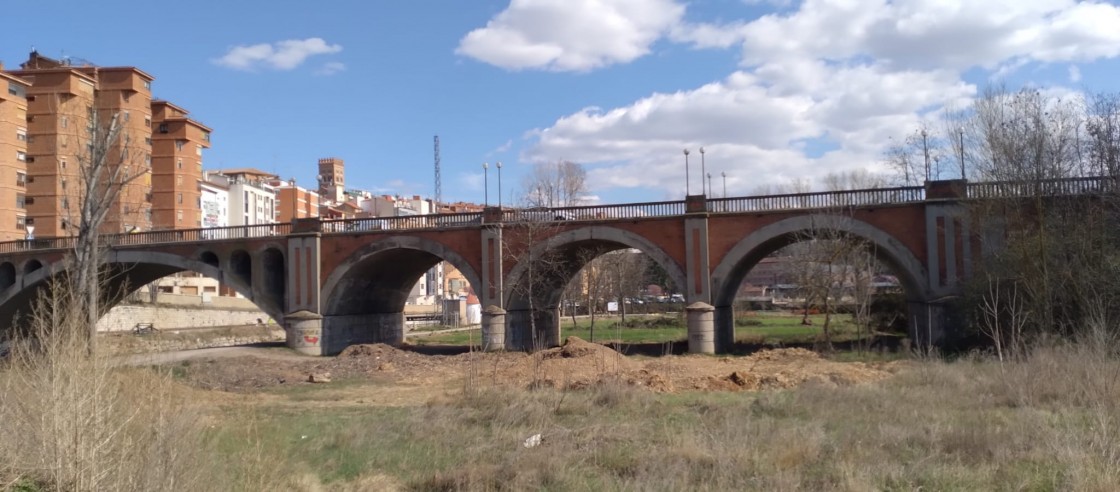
[
  {"left": 522, "top": 160, "right": 588, "bottom": 208},
  {"left": 69, "top": 106, "right": 150, "bottom": 351}
]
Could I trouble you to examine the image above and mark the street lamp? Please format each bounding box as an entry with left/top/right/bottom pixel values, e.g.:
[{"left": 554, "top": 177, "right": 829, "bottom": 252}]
[
  {"left": 699, "top": 147, "right": 706, "bottom": 195},
  {"left": 482, "top": 162, "right": 489, "bottom": 206},
  {"left": 496, "top": 161, "right": 503, "bottom": 208},
  {"left": 721, "top": 171, "right": 727, "bottom": 198},
  {"left": 683, "top": 149, "right": 691, "bottom": 196},
  {"left": 958, "top": 127, "right": 966, "bottom": 180}
]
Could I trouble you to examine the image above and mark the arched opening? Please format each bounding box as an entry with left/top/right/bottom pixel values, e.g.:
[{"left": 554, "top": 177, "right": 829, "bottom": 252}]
[
  {"left": 711, "top": 215, "right": 929, "bottom": 353},
  {"left": 23, "top": 259, "right": 42, "bottom": 275},
  {"left": 230, "top": 250, "right": 252, "bottom": 287},
  {"left": 0, "top": 252, "right": 281, "bottom": 346},
  {"left": 320, "top": 237, "right": 482, "bottom": 355},
  {"left": 200, "top": 251, "right": 219, "bottom": 268},
  {"left": 0, "top": 262, "right": 15, "bottom": 291},
  {"left": 503, "top": 226, "right": 688, "bottom": 352}
]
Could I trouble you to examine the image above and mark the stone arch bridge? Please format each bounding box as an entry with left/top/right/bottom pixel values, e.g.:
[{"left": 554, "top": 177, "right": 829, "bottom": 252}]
[{"left": 0, "top": 178, "right": 1104, "bottom": 355}]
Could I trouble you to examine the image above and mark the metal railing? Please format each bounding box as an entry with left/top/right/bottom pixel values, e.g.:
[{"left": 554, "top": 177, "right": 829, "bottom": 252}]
[
  {"left": 707, "top": 186, "right": 925, "bottom": 213},
  {"left": 966, "top": 176, "right": 1118, "bottom": 199},
  {"left": 323, "top": 212, "right": 484, "bottom": 233},
  {"left": 0, "top": 223, "right": 292, "bottom": 254},
  {"left": 500, "top": 200, "right": 686, "bottom": 222}
]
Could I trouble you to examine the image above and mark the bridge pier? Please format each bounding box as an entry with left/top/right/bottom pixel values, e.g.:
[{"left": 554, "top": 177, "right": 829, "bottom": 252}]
[
  {"left": 714, "top": 304, "right": 735, "bottom": 353},
  {"left": 686, "top": 302, "right": 716, "bottom": 354},
  {"left": 481, "top": 305, "right": 507, "bottom": 351},
  {"left": 285, "top": 310, "right": 324, "bottom": 356},
  {"left": 506, "top": 307, "right": 560, "bottom": 351}
]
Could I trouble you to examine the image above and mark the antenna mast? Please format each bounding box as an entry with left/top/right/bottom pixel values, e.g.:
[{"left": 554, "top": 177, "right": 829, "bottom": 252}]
[{"left": 433, "top": 135, "right": 442, "bottom": 211}]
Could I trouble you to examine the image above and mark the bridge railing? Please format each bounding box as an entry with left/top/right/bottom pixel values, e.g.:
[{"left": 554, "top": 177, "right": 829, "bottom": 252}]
[
  {"left": 966, "top": 176, "right": 1118, "bottom": 199},
  {"left": 707, "top": 186, "right": 926, "bottom": 213},
  {"left": 499, "top": 200, "right": 687, "bottom": 222},
  {"left": 323, "top": 212, "right": 484, "bottom": 233},
  {"left": 0, "top": 223, "right": 294, "bottom": 254}
]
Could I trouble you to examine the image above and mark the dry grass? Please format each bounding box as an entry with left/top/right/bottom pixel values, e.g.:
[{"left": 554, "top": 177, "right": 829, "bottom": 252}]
[{"left": 199, "top": 338, "right": 1120, "bottom": 491}]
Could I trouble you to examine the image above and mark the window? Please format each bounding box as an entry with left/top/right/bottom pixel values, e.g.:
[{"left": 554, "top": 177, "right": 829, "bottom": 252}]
[
  {"left": 177, "top": 193, "right": 183, "bottom": 204},
  {"left": 16, "top": 216, "right": 26, "bottom": 231},
  {"left": 144, "top": 116, "right": 151, "bottom": 127},
  {"left": 202, "top": 132, "right": 211, "bottom": 142},
  {"left": 177, "top": 158, "right": 182, "bottom": 169},
  {"left": 176, "top": 175, "right": 183, "bottom": 185},
  {"left": 24, "top": 197, "right": 34, "bottom": 205},
  {"left": 123, "top": 111, "right": 130, "bottom": 122},
  {"left": 16, "top": 128, "right": 27, "bottom": 142},
  {"left": 16, "top": 151, "right": 26, "bottom": 162},
  {"left": 60, "top": 159, "right": 67, "bottom": 170},
  {"left": 16, "top": 194, "right": 25, "bottom": 209},
  {"left": 60, "top": 116, "right": 67, "bottom": 129},
  {"left": 143, "top": 80, "right": 151, "bottom": 90},
  {"left": 7, "top": 82, "right": 25, "bottom": 98},
  {"left": 145, "top": 155, "right": 151, "bottom": 166},
  {"left": 16, "top": 172, "right": 26, "bottom": 187},
  {"left": 61, "top": 178, "right": 67, "bottom": 190},
  {"left": 177, "top": 210, "right": 183, "bottom": 222},
  {"left": 196, "top": 144, "right": 202, "bottom": 156},
  {"left": 145, "top": 137, "right": 152, "bottom": 146},
  {"left": 175, "top": 140, "right": 184, "bottom": 151},
  {"left": 158, "top": 123, "right": 168, "bottom": 133}
]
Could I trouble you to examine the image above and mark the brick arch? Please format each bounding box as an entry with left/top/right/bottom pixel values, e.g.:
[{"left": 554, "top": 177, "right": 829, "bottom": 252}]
[
  {"left": 710, "top": 214, "right": 930, "bottom": 308},
  {"left": 321, "top": 235, "right": 482, "bottom": 316},
  {"left": 503, "top": 225, "right": 688, "bottom": 309},
  {"left": 0, "top": 251, "right": 274, "bottom": 332}
]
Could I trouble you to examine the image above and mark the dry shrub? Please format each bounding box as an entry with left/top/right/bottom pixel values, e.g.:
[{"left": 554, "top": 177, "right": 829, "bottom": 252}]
[{"left": 0, "top": 282, "right": 210, "bottom": 491}]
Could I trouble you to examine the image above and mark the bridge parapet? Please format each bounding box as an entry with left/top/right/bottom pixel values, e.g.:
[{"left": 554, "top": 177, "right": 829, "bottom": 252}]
[
  {"left": 966, "top": 176, "right": 1118, "bottom": 199},
  {"left": 707, "top": 185, "right": 925, "bottom": 214}
]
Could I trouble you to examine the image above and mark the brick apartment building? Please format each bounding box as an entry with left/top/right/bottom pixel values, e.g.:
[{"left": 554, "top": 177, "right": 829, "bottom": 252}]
[
  {"left": 1, "top": 51, "right": 210, "bottom": 237},
  {"left": 150, "top": 100, "right": 210, "bottom": 229},
  {"left": 272, "top": 178, "right": 320, "bottom": 223},
  {"left": 0, "top": 68, "right": 30, "bottom": 241}
]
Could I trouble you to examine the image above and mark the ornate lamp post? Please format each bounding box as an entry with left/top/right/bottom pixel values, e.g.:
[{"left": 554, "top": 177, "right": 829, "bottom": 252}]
[
  {"left": 721, "top": 171, "right": 727, "bottom": 197},
  {"left": 482, "top": 162, "right": 489, "bottom": 206},
  {"left": 699, "top": 147, "right": 707, "bottom": 195},
  {"left": 683, "top": 148, "right": 691, "bottom": 195},
  {"left": 496, "top": 161, "right": 503, "bottom": 208}
]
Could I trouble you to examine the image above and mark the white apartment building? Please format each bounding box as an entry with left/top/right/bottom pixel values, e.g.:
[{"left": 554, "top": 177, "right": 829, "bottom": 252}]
[
  {"left": 205, "top": 169, "right": 277, "bottom": 226},
  {"left": 200, "top": 180, "right": 229, "bottom": 229}
]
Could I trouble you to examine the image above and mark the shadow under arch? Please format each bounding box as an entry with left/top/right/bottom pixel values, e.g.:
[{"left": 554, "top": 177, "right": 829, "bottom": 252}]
[
  {"left": 319, "top": 235, "right": 483, "bottom": 355},
  {"left": 503, "top": 225, "right": 689, "bottom": 351},
  {"left": 0, "top": 250, "right": 278, "bottom": 336},
  {"left": 709, "top": 214, "right": 931, "bottom": 351}
]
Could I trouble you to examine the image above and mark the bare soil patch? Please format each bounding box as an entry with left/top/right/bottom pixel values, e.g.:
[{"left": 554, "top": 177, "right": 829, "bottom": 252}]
[{"left": 172, "top": 336, "right": 902, "bottom": 398}]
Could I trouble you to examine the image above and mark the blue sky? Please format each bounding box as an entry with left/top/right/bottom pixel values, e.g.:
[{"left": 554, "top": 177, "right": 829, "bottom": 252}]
[{"left": 4, "top": 0, "right": 1120, "bottom": 205}]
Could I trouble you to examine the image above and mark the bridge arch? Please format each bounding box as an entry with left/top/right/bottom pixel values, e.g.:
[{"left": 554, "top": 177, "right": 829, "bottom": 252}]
[
  {"left": 319, "top": 235, "right": 483, "bottom": 354},
  {"left": 710, "top": 214, "right": 930, "bottom": 349},
  {"left": 503, "top": 225, "right": 688, "bottom": 350},
  {"left": 0, "top": 250, "right": 280, "bottom": 335}
]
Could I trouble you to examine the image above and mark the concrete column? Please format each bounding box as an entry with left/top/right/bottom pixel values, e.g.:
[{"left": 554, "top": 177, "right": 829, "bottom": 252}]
[
  {"left": 686, "top": 302, "right": 715, "bottom": 354},
  {"left": 285, "top": 310, "right": 323, "bottom": 356},
  {"left": 481, "top": 305, "right": 506, "bottom": 351},
  {"left": 714, "top": 304, "right": 735, "bottom": 353}
]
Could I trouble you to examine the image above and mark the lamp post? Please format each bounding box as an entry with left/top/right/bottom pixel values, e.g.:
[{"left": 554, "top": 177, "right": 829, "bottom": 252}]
[
  {"left": 482, "top": 162, "right": 489, "bottom": 206},
  {"left": 958, "top": 127, "right": 966, "bottom": 180},
  {"left": 496, "top": 161, "right": 503, "bottom": 208},
  {"left": 721, "top": 171, "right": 727, "bottom": 198},
  {"left": 699, "top": 147, "right": 706, "bottom": 195},
  {"left": 683, "top": 148, "right": 691, "bottom": 196}
]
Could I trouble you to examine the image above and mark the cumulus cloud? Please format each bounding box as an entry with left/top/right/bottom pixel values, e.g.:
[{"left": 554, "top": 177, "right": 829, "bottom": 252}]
[
  {"left": 456, "top": 0, "right": 684, "bottom": 71},
  {"left": 214, "top": 38, "right": 343, "bottom": 71},
  {"left": 514, "top": 0, "right": 1120, "bottom": 197}
]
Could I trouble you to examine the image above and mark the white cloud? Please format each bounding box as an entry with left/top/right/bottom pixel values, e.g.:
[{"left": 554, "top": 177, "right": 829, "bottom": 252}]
[
  {"left": 214, "top": 38, "right": 343, "bottom": 71},
  {"left": 516, "top": 0, "right": 1120, "bottom": 198},
  {"left": 315, "top": 61, "right": 347, "bottom": 76},
  {"left": 456, "top": 0, "right": 685, "bottom": 71},
  {"left": 1069, "top": 64, "right": 1082, "bottom": 83}
]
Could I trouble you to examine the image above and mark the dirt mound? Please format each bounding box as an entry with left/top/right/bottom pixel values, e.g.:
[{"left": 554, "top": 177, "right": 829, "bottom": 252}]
[
  {"left": 542, "top": 336, "right": 625, "bottom": 359},
  {"left": 339, "top": 343, "right": 403, "bottom": 358}
]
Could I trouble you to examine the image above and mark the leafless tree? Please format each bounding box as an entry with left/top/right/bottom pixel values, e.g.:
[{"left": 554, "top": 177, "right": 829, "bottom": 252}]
[{"left": 522, "top": 160, "right": 589, "bottom": 208}]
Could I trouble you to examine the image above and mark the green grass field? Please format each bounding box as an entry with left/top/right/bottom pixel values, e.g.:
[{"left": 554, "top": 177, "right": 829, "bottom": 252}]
[{"left": 410, "top": 312, "right": 862, "bottom": 346}]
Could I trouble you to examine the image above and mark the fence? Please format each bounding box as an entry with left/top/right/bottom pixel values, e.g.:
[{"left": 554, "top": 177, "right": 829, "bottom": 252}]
[
  {"left": 500, "top": 200, "right": 686, "bottom": 222},
  {"left": 966, "top": 176, "right": 1118, "bottom": 199},
  {"left": 707, "top": 186, "right": 925, "bottom": 213}
]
